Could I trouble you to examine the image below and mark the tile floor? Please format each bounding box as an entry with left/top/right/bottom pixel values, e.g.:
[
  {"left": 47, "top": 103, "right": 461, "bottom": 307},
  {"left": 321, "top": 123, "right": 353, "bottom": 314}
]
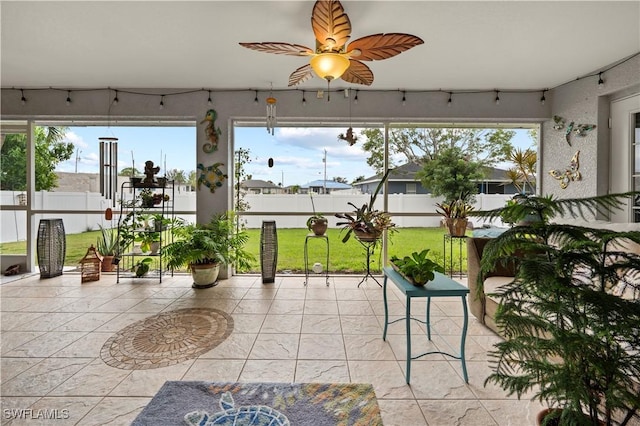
[{"left": 0, "top": 272, "right": 544, "bottom": 425}]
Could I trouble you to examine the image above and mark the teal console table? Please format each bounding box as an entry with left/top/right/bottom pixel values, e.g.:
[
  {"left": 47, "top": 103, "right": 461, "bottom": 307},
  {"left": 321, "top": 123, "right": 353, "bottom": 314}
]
[{"left": 382, "top": 266, "right": 470, "bottom": 384}]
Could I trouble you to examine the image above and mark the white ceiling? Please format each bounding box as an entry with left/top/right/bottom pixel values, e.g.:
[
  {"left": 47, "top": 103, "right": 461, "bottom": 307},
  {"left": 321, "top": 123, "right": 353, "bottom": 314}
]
[{"left": 2, "top": 1, "right": 639, "bottom": 92}]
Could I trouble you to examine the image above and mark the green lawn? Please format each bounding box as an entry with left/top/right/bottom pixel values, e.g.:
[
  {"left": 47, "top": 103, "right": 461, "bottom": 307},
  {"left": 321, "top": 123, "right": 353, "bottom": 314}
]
[{"left": 0, "top": 227, "right": 469, "bottom": 274}]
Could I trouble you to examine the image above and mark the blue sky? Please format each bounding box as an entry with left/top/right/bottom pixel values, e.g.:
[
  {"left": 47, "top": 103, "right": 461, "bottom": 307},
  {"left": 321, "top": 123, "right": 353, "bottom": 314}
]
[{"left": 59, "top": 125, "right": 534, "bottom": 186}]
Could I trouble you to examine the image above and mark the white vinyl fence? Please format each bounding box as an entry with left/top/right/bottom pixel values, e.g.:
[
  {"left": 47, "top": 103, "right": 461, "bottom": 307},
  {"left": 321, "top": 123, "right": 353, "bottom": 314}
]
[{"left": 1, "top": 191, "right": 512, "bottom": 243}]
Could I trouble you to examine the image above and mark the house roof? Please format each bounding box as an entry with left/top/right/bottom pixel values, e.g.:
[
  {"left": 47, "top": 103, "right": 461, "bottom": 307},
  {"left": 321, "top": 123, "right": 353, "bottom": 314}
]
[
  {"left": 300, "top": 180, "right": 352, "bottom": 189},
  {"left": 355, "top": 163, "right": 511, "bottom": 185},
  {"left": 241, "top": 179, "right": 281, "bottom": 189}
]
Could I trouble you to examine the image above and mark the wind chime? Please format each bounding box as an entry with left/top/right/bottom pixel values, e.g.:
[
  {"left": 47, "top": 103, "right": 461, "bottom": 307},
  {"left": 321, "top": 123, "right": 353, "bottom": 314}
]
[{"left": 266, "top": 85, "right": 277, "bottom": 135}]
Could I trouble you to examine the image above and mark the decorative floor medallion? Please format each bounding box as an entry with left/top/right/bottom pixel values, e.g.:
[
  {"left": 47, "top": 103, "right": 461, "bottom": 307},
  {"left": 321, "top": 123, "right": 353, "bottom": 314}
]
[{"left": 101, "top": 308, "right": 233, "bottom": 370}]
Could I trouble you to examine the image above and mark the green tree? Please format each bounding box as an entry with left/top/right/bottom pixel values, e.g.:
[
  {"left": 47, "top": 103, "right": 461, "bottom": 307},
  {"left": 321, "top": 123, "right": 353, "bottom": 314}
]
[
  {"left": 333, "top": 176, "right": 348, "bottom": 184},
  {"left": 415, "top": 146, "right": 484, "bottom": 202},
  {"left": 360, "top": 127, "right": 514, "bottom": 174},
  {"left": 187, "top": 170, "right": 197, "bottom": 191},
  {"left": 1, "top": 126, "right": 73, "bottom": 191},
  {"left": 234, "top": 148, "right": 252, "bottom": 213},
  {"left": 119, "top": 167, "right": 141, "bottom": 177}
]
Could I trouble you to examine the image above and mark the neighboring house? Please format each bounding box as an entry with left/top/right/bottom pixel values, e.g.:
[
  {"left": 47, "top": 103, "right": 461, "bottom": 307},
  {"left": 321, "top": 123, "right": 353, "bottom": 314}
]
[
  {"left": 241, "top": 179, "right": 285, "bottom": 194},
  {"left": 299, "top": 179, "right": 352, "bottom": 194},
  {"left": 353, "top": 162, "right": 519, "bottom": 195}
]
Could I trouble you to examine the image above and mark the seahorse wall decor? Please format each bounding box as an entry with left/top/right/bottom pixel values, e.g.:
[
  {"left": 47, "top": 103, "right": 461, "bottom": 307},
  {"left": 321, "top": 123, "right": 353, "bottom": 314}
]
[
  {"left": 201, "top": 109, "right": 222, "bottom": 153},
  {"left": 197, "top": 162, "right": 228, "bottom": 193}
]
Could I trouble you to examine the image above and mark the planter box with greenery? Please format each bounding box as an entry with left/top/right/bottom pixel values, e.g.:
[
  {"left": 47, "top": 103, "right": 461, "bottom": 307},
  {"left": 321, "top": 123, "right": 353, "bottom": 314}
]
[
  {"left": 471, "top": 193, "right": 640, "bottom": 425},
  {"left": 390, "top": 249, "right": 444, "bottom": 286}
]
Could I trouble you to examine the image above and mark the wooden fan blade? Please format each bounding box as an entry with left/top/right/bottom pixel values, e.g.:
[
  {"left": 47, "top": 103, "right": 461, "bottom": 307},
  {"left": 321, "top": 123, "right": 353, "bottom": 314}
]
[
  {"left": 347, "top": 33, "right": 424, "bottom": 61},
  {"left": 311, "top": 0, "right": 351, "bottom": 51},
  {"left": 239, "top": 42, "right": 313, "bottom": 56},
  {"left": 288, "top": 64, "right": 314, "bottom": 86},
  {"left": 340, "top": 60, "right": 373, "bottom": 86}
]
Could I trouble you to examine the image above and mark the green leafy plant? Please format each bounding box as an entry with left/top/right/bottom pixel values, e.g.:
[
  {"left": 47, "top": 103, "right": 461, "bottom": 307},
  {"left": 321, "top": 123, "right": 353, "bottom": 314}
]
[
  {"left": 96, "top": 225, "right": 118, "bottom": 256},
  {"left": 335, "top": 168, "right": 396, "bottom": 243},
  {"left": 163, "top": 212, "right": 254, "bottom": 272},
  {"left": 390, "top": 249, "right": 444, "bottom": 285},
  {"left": 136, "top": 231, "right": 160, "bottom": 253},
  {"left": 435, "top": 199, "right": 474, "bottom": 219},
  {"left": 306, "top": 192, "right": 327, "bottom": 233},
  {"left": 132, "top": 257, "right": 153, "bottom": 277},
  {"left": 471, "top": 192, "right": 640, "bottom": 425}
]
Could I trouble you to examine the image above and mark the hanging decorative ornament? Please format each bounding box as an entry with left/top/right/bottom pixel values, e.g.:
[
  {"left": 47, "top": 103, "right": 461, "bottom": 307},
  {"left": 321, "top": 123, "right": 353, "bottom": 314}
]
[
  {"left": 266, "top": 85, "right": 277, "bottom": 136},
  {"left": 338, "top": 90, "right": 357, "bottom": 146},
  {"left": 268, "top": 158, "right": 274, "bottom": 168}
]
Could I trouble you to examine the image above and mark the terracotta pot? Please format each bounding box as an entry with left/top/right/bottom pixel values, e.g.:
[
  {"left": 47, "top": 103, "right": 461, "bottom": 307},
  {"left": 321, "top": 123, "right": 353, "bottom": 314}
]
[
  {"left": 310, "top": 219, "right": 328, "bottom": 236},
  {"left": 354, "top": 229, "right": 381, "bottom": 242},
  {"left": 447, "top": 218, "right": 468, "bottom": 237},
  {"left": 536, "top": 408, "right": 604, "bottom": 426},
  {"left": 101, "top": 255, "right": 115, "bottom": 272}
]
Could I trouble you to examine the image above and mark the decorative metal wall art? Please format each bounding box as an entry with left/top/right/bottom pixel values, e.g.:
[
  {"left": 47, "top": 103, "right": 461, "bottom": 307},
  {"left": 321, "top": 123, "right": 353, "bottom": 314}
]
[
  {"left": 549, "top": 150, "right": 581, "bottom": 189},
  {"left": 197, "top": 162, "right": 228, "bottom": 193},
  {"left": 552, "top": 115, "right": 596, "bottom": 146},
  {"left": 201, "top": 109, "right": 221, "bottom": 153}
]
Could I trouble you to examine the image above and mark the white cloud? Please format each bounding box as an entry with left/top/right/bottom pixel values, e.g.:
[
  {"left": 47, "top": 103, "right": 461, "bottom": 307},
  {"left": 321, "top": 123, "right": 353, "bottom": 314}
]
[{"left": 63, "top": 131, "right": 89, "bottom": 149}]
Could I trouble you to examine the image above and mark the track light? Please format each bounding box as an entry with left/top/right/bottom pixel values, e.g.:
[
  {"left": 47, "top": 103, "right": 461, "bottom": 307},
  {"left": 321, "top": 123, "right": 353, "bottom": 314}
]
[
  {"left": 598, "top": 72, "right": 605, "bottom": 89},
  {"left": 159, "top": 95, "right": 164, "bottom": 109},
  {"left": 447, "top": 92, "right": 452, "bottom": 107},
  {"left": 66, "top": 91, "right": 72, "bottom": 106},
  {"left": 207, "top": 90, "right": 212, "bottom": 106},
  {"left": 254, "top": 90, "right": 259, "bottom": 105},
  {"left": 302, "top": 90, "right": 307, "bottom": 106},
  {"left": 20, "top": 89, "right": 26, "bottom": 105},
  {"left": 494, "top": 91, "right": 500, "bottom": 105},
  {"left": 401, "top": 91, "right": 406, "bottom": 106},
  {"left": 540, "top": 90, "right": 546, "bottom": 105},
  {"left": 113, "top": 90, "right": 119, "bottom": 105}
]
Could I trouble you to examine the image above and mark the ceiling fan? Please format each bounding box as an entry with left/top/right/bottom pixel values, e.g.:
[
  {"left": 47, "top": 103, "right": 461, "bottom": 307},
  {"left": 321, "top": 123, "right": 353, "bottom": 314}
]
[{"left": 239, "top": 0, "right": 424, "bottom": 87}]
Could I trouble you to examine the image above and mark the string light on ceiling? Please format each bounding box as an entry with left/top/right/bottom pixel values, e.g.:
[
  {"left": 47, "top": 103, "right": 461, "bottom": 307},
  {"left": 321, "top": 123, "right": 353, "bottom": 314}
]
[
  {"left": 598, "top": 72, "right": 605, "bottom": 89},
  {"left": 447, "top": 92, "right": 452, "bottom": 107},
  {"left": 401, "top": 91, "right": 406, "bottom": 106},
  {"left": 266, "top": 85, "right": 277, "bottom": 135},
  {"left": 20, "top": 89, "right": 26, "bottom": 105},
  {"left": 112, "top": 90, "right": 119, "bottom": 105},
  {"left": 302, "top": 90, "right": 307, "bottom": 106},
  {"left": 253, "top": 90, "right": 259, "bottom": 105},
  {"left": 540, "top": 90, "right": 546, "bottom": 105},
  {"left": 66, "top": 90, "right": 72, "bottom": 106},
  {"left": 494, "top": 90, "right": 500, "bottom": 105},
  {"left": 207, "top": 90, "right": 213, "bottom": 106},
  {"left": 159, "top": 95, "right": 165, "bottom": 109}
]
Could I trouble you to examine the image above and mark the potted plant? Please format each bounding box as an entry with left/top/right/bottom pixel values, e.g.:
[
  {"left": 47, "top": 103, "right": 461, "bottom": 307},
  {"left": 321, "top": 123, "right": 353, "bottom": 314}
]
[
  {"left": 335, "top": 168, "right": 396, "bottom": 244},
  {"left": 471, "top": 193, "right": 640, "bottom": 425},
  {"left": 163, "top": 212, "right": 254, "bottom": 289},
  {"left": 390, "top": 249, "right": 444, "bottom": 286},
  {"left": 306, "top": 192, "right": 328, "bottom": 236},
  {"left": 96, "top": 225, "right": 118, "bottom": 272},
  {"left": 136, "top": 230, "right": 160, "bottom": 254},
  {"left": 132, "top": 257, "right": 153, "bottom": 277},
  {"left": 436, "top": 198, "right": 473, "bottom": 236}
]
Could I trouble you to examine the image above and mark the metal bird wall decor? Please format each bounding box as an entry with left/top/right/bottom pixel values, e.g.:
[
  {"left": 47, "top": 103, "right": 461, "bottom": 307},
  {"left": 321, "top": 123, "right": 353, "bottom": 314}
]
[
  {"left": 552, "top": 115, "right": 596, "bottom": 146},
  {"left": 239, "top": 0, "right": 424, "bottom": 87},
  {"left": 201, "top": 109, "right": 222, "bottom": 153},
  {"left": 549, "top": 150, "right": 581, "bottom": 189}
]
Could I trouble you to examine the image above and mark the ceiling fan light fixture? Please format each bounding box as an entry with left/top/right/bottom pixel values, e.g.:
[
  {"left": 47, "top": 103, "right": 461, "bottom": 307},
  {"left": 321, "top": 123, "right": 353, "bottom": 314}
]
[{"left": 310, "top": 53, "right": 350, "bottom": 81}]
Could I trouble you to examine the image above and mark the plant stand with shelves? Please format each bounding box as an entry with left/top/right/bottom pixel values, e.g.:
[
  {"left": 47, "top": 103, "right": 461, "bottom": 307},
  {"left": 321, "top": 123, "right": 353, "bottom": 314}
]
[{"left": 116, "top": 180, "right": 174, "bottom": 283}]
